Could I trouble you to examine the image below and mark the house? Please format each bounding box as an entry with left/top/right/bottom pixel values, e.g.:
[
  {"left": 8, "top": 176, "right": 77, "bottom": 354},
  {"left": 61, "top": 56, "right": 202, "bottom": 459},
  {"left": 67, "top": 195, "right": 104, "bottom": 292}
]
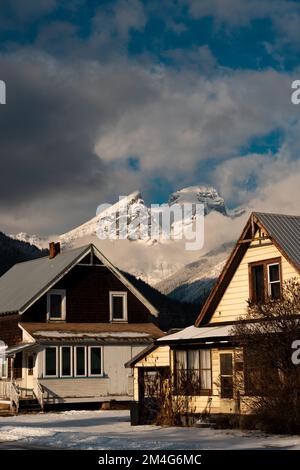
[
  {"left": 127, "top": 212, "right": 300, "bottom": 424},
  {"left": 0, "top": 242, "right": 163, "bottom": 412}
]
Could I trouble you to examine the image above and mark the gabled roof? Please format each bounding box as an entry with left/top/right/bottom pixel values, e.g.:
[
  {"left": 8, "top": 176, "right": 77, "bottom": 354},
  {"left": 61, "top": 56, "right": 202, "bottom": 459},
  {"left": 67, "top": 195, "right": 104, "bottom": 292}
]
[
  {"left": 196, "top": 212, "right": 300, "bottom": 326},
  {"left": 0, "top": 244, "right": 158, "bottom": 317}
]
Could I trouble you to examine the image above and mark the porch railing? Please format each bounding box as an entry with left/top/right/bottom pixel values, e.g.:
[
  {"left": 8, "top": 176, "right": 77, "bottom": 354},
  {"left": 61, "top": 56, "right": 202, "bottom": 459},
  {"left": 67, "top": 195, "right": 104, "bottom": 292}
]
[
  {"left": 33, "top": 379, "right": 44, "bottom": 410},
  {"left": 0, "top": 382, "right": 20, "bottom": 412},
  {"left": 0, "top": 381, "right": 12, "bottom": 399}
]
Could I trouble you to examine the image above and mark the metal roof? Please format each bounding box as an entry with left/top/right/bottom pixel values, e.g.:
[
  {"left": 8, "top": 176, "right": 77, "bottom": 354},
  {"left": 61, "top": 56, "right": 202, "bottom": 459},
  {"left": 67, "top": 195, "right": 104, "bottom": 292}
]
[
  {"left": 254, "top": 212, "right": 300, "bottom": 271},
  {"left": 0, "top": 245, "right": 90, "bottom": 315},
  {"left": 157, "top": 324, "right": 233, "bottom": 342}
]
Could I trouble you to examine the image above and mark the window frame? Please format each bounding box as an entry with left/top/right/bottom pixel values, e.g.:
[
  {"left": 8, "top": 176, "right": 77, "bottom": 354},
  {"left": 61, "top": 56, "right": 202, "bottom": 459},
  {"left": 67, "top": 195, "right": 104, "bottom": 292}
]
[
  {"left": 267, "top": 262, "right": 281, "bottom": 298},
  {"left": 219, "top": 352, "right": 234, "bottom": 399},
  {"left": 74, "top": 346, "right": 87, "bottom": 377},
  {"left": 248, "top": 257, "right": 282, "bottom": 302},
  {"left": 47, "top": 289, "right": 66, "bottom": 321},
  {"left": 109, "top": 291, "right": 128, "bottom": 322},
  {"left": 44, "top": 346, "right": 58, "bottom": 378},
  {"left": 60, "top": 346, "right": 73, "bottom": 378},
  {"left": 173, "top": 349, "right": 212, "bottom": 396},
  {"left": 88, "top": 346, "right": 103, "bottom": 377}
]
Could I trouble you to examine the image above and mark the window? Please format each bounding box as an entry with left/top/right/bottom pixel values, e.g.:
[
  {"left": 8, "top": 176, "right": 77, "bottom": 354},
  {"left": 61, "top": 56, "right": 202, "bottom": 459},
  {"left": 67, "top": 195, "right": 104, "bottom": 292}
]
[
  {"left": 47, "top": 289, "right": 66, "bottom": 321},
  {"left": 0, "top": 358, "right": 8, "bottom": 379},
  {"left": 220, "top": 353, "right": 233, "bottom": 399},
  {"left": 268, "top": 263, "right": 281, "bottom": 299},
  {"left": 43, "top": 346, "right": 104, "bottom": 379},
  {"left": 27, "top": 354, "right": 34, "bottom": 376},
  {"left": 89, "top": 347, "right": 102, "bottom": 376},
  {"left": 44, "top": 347, "right": 58, "bottom": 377},
  {"left": 60, "top": 346, "right": 72, "bottom": 377},
  {"left": 174, "top": 349, "right": 212, "bottom": 395},
  {"left": 110, "top": 292, "right": 127, "bottom": 322},
  {"left": 75, "top": 346, "right": 86, "bottom": 377},
  {"left": 249, "top": 258, "right": 281, "bottom": 302}
]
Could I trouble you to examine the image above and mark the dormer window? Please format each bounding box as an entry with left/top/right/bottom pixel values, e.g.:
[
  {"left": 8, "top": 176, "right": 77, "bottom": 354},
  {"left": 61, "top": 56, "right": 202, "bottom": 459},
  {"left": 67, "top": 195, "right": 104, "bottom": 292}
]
[
  {"left": 47, "top": 289, "right": 66, "bottom": 321},
  {"left": 249, "top": 258, "right": 281, "bottom": 302},
  {"left": 109, "top": 292, "right": 127, "bottom": 322}
]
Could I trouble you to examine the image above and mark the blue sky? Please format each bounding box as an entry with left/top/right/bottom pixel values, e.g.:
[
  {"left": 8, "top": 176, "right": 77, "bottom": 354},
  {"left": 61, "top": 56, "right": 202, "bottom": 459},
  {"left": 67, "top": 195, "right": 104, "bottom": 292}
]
[{"left": 0, "top": 0, "right": 300, "bottom": 233}]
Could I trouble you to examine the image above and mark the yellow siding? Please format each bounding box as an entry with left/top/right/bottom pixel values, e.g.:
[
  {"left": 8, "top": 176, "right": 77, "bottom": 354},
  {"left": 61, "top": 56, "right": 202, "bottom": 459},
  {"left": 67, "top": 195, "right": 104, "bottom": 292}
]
[
  {"left": 135, "top": 346, "right": 170, "bottom": 368},
  {"left": 210, "top": 236, "right": 299, "bottom": 323},
  {"left": 133, "top": 346, "right": 170, "bottom": 400}
]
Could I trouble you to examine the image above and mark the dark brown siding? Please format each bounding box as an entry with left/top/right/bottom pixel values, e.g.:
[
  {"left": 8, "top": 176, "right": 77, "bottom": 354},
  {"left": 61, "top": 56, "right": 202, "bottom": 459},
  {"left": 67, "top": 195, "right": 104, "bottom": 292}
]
[
  {"left": 0, "top": 314, "right": 22, "bottom": 346},
  {"left": 22, "top": 265, "right": 152, "bottom": 324}
]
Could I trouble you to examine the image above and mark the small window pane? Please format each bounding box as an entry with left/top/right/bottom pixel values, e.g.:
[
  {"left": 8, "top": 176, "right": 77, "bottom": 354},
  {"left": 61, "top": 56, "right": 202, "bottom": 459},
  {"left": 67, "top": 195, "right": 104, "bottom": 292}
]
[
  {"left": 270, "top": 282, "right": 281, "bottom": 299},
  {"left": 112, "top": 296, "right": 124, "bottom": 319},
  {"left": 220, "top": 353, "right": 233, "bottom": 376},
  {"left": 201, "top": 369, "right": 211, "bottom": 390},
  {"left": 200, "top": 350, "right": 211, "bottom": 369},
  {"left": 187, "top": 350, "right": 199, "bottom": 370},
  {"left": 252, "top": 265, "right": 264, "bottom": 302},
  {"left": 45, "top": 348, "right": 57, "bottom": 376},
  {"left": 49, "top": 294, "right": 62, "bottom": 318},
  {"left": 175, "top": 350, "right": 187, "bottom": 370},
  {"left": 220, "top": 376, "right": 234, "bottom": 398},
  {"left": 76, "top": 347, "right": 86, "bottom": 376},
  {"left": 269, "top": 264, "right": 279, "bottom": 282},
  {"left": 90, "top": 347, "right": 101, "bottom": 375},
  {"left": 62, "top": 347, "right": 71, "bottom": 376}
]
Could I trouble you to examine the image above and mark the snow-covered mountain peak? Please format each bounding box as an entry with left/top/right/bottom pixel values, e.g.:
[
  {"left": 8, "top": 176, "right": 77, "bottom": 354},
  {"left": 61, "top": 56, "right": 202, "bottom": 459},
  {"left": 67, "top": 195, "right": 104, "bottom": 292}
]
[{"left": 168, "top": 185, "right": 227, "bottom": 216}]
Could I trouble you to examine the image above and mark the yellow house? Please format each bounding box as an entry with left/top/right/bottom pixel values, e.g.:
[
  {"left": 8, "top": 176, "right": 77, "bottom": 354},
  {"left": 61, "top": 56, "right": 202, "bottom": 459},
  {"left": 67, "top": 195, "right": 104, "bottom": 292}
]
[{"left": 126, "top": 212, "right": 300, "bottom": 424}]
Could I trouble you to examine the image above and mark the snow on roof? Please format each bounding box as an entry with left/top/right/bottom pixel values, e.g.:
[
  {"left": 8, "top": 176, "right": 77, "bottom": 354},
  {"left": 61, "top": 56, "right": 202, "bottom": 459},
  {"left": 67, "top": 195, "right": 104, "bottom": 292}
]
[
  {"left": 32, "top": 331, "right": 152, "bottom": 338},
  {"left": 157, "top": 324, "right": 234, "bottom": 342}
]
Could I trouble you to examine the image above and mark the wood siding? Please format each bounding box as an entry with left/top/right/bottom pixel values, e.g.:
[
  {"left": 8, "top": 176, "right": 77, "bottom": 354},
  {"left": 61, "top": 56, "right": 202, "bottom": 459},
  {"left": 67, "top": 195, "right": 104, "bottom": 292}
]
[
  {"left": 210, "top": 236, "right": 299, "bottom": 323},
  {"left": 37, "top": 344, "right": 145, "bottom": 402},
  {"left": 0, "top": 314, "right": 22, "bottom": 346},
  {"left": 22, "top": 265, "right": 152, "bottom": 324}
]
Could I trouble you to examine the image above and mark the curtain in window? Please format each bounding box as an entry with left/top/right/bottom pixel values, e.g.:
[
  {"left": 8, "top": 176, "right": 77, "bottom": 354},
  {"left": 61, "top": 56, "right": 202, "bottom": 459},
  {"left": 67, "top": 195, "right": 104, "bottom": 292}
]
[
  {"left": 176, "top": 350, "right": 187, "bottom": 370},
  {"left": 200, "top": 350, "right": 212, "bottom": 389}
]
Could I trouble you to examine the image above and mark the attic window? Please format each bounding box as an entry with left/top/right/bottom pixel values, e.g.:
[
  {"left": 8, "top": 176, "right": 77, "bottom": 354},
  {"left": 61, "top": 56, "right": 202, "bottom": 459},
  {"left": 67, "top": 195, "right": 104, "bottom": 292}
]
[
  {"left": 47, "top": 289, "right": 66, "bottom": 321},
  {"left": 109, "top": 292, "right": 127, "bottom": 322},
  {"left": 249, "top": 258, "right": 281, "bottom": 302}
]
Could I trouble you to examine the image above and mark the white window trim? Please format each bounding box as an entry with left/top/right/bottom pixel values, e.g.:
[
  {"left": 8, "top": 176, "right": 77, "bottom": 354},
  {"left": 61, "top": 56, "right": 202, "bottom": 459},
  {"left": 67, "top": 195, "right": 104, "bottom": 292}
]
[
  {"left": 47, "top": 289, "right": 66, "bottom": 321},
  {"left": 43, "top": 346, "right": 58, "bottom": 378},
  {"left": 267, "top": 262, "right": 281, "bottom": 296},
  {"left": 74, "top": 346, "right": 87, "bottom": 377},
  {"left": 109, "top": 291, "right": 128, "bottom": 322},
  {"left": 60, "top": 346, "right": 73, "bottom": 378},
  {"left": 88, "top": 346, "right": 104, "bottom": 377}
]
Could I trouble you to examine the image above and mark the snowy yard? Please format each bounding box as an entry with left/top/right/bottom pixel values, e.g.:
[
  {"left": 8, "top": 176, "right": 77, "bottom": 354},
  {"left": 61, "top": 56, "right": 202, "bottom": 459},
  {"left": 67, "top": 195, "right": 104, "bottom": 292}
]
[{"left": 0, "top": 410, "right": 300, "bottom": 450}]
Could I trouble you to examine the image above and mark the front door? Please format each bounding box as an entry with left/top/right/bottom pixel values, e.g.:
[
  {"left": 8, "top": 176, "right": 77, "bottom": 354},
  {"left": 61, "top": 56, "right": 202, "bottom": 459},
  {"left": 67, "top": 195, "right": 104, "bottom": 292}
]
[{"left": 25, "top": 353, "right": 34, "bottom": 390}]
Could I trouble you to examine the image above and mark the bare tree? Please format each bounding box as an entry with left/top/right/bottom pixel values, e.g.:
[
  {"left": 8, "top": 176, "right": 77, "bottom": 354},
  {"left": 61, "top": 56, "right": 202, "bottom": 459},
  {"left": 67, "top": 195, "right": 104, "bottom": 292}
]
[
  {"left": 232, "top": 278, "right": 300, "bottom": 433},
  {"left": 139, "top": 368, "right": 196, "bottom": 426}
]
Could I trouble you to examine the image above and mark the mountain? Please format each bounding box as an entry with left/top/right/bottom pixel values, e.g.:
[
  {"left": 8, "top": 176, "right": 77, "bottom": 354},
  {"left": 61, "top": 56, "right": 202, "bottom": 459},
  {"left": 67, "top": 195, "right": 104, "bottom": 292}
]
[
  {"left": 0, "top": 232, "right": 47, "bottom": 277},
  {"left": 168, "top": 185, "right": 227, "bottom": 216},
  {"left": 11, "top": 185, "right": 243, "bottom": 299},
  {"left": 155, "top": 241, "right": 234, "bottom": 303}
]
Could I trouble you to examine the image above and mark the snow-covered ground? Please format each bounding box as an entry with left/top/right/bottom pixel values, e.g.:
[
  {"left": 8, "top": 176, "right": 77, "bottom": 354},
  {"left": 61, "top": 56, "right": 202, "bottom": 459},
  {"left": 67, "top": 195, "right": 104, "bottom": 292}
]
[{"left": 0, "top": 410, "right": 300, "bottom": 450}]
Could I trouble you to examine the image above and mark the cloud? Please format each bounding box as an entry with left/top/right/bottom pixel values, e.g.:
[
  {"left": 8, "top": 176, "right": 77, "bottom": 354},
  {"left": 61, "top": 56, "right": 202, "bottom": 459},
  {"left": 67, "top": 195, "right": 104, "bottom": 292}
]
[
  {"left": 94, "top": 67, "right": 299, "bottom": 180},
  {"left": 0, "top": 52, "right": 157, "bottom": 233}
]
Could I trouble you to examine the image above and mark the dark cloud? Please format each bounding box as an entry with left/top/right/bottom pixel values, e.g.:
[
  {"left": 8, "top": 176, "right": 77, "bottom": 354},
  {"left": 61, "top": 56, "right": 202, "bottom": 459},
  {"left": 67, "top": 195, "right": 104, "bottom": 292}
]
[{"left": 0, "top": 53, "right": 158, "bottom": 233}]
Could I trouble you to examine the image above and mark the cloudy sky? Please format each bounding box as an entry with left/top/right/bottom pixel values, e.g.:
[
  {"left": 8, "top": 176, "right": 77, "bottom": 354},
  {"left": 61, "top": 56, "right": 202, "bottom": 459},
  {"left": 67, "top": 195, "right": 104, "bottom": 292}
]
[{"left": 0, "top": 0, "right": 300, "bottom": 235}]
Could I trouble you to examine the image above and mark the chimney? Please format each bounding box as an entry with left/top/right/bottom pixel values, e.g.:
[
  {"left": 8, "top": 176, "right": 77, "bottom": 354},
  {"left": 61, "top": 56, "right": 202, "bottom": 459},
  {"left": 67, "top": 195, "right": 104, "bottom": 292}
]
[{"left": 49, "top": 241, "right": 61, "bottom": 259}]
